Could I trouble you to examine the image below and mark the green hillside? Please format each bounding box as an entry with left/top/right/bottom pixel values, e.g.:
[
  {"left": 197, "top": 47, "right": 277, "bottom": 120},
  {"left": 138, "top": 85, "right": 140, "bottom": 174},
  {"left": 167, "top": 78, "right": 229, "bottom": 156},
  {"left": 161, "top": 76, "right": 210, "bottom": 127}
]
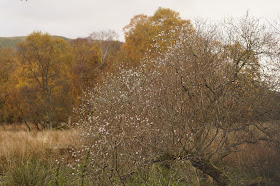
[
  {"left": 0, "top": 36, "right": 71, "bottom": 48},
  {"left": 0, "top": 36, "right": 26, "bottom": 48}
]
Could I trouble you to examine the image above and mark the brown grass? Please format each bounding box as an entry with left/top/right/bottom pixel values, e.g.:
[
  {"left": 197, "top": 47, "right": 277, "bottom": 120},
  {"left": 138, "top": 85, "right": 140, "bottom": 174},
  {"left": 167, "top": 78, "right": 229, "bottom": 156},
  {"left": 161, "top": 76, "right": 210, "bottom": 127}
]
[
  {"left": 224, "top": 142, "right": 280, "bottom": 182},
  {"left": 0, "top": 125, "right": 79, "bottom": 171}
]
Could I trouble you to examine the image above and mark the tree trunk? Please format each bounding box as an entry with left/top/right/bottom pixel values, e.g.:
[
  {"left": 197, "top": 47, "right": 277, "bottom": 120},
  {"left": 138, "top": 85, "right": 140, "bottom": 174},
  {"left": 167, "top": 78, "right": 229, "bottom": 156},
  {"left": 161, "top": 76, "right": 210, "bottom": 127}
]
[
  {"left": 152, "top": 152, "right": 231, "bottom": 185},
  {"left": 189, "top": 157, "right": 231, "bottom": 186},
  {"left": 15, "top": 104, "right": 31, "bottom": 132}
]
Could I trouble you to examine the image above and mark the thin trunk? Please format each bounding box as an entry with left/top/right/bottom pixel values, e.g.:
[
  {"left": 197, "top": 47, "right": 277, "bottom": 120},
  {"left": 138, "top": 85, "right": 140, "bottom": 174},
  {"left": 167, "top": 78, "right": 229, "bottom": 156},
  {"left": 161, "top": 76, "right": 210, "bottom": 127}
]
[
  {"left": 45, "top": 87, "right": 52, "bottom": 130},
  {"left": 68, "top": 116, "right": 72, "bottom": 126},
  {"left": 15, "top": 104, "right": 31, "bottom": 132},
  {"left": 33, "top": 120, "right": 41, "bottom": 131},
  {"left": 23, "top": 119, "right": 31, "bottom": 132}
]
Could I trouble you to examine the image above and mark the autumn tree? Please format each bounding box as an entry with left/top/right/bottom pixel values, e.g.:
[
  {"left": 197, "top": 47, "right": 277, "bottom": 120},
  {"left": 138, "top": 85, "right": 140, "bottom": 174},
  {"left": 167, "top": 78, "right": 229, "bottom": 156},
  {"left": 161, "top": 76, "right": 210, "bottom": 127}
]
[
  {"left": 17, "top": 32, "right": 73, "bottom": 129},
  {"left": 122, "top": 7, "right": 194, "bottom": 66},
  {"left": 70, "top": 38, "right": 101, "bottom": 101},
  {"left": 89, "top": 30, "right": 119, "bottom": 69},
  {"left": 0, "top": 48, "right": 17, "bottom": 125}
]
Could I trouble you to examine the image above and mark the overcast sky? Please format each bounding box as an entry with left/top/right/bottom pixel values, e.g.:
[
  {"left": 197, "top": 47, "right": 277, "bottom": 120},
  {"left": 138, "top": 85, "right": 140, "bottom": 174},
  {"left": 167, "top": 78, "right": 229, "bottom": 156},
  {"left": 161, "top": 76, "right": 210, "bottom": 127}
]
[{"left": 0, "top": 0, "right": 279, "bottom": 41}]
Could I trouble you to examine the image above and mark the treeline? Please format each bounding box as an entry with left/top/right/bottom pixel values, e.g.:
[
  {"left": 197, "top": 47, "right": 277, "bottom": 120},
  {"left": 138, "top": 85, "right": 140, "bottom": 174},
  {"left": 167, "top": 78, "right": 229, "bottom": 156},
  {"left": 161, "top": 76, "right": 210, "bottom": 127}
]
[
  {"left": 0, "top": 8, "right": 189, "bottom": 130},
  {"left": 0, "top": 30, "right": 123, "bottom": 129},
  {"left": 1, "top": 7, "right": 280, "bottom": 184},
  {"left": 0, "top": 7, "right": 280, "bottom": 131}
]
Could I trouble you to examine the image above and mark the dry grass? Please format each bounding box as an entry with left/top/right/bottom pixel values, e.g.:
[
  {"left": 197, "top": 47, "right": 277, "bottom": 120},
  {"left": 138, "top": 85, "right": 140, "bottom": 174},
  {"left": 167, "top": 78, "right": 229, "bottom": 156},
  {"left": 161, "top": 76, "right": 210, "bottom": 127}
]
[
  {"left": 0, "top": 125, "right": 79, "bottom": 171},
  {"left": 224, "top": 142, "right": 280, "bottom": 183}
]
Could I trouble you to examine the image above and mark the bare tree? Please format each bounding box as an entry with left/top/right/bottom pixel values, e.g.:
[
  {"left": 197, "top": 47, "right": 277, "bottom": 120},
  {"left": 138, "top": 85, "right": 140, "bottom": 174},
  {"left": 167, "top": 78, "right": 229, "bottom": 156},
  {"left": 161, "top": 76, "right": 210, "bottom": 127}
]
[
  {"left": 89, "top": 30, "right": 118, "bottom": 68},
  {"left": 71, "top": 15, "right": 280, "bottom": 185}
]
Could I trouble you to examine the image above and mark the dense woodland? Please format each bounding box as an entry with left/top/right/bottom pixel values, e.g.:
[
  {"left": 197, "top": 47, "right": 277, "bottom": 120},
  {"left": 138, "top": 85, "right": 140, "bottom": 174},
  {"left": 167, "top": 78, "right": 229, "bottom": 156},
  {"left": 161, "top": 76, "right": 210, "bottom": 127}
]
[
  {"left": 0, "top": 30, "right": 122, "bottom": 129},
  {"left": 1, "top": 7, "right": 280, "bottom": 185}
]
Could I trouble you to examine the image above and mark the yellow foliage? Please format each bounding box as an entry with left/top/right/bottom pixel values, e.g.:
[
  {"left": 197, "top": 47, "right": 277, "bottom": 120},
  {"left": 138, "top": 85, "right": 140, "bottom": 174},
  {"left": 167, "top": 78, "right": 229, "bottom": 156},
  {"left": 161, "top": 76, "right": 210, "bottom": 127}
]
[
  {"left": 122, "top": 7, "right": 195, "bottom": 65},
  {"left": 15, "top": 32, "right": 74, "bottom": 128}
]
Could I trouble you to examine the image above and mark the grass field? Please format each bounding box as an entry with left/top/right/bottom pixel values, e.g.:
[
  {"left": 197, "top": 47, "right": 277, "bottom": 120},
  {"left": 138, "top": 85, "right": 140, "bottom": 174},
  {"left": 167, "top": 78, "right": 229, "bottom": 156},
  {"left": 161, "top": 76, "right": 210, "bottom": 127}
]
[
  {"left": 0, "top": 125, "right": 77, "bottom": 165},
  {"left": 0, "top": 124, "right": 279, "bottom": 185}
]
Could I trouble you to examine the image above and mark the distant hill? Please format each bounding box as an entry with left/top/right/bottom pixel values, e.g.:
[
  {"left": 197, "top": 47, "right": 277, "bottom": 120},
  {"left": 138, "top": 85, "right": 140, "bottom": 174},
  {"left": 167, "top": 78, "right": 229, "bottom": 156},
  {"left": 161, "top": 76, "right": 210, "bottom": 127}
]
[{"left": 0, "top": 36, "right": 72, "bottom": 48}]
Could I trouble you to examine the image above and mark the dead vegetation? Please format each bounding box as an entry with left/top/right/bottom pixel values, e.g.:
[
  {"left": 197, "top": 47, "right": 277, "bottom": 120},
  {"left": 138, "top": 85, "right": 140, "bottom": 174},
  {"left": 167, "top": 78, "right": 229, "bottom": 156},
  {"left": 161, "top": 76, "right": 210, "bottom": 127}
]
[{"left": 0, "top": 125, "right": 78, "bottom": 171}]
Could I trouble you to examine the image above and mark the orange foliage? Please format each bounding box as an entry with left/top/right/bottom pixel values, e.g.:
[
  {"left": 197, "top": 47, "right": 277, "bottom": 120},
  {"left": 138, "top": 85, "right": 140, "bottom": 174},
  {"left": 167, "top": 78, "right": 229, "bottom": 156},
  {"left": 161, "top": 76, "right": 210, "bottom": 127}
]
[{"left": 122, "top": 7, "right": 194, "bottom": 65}]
